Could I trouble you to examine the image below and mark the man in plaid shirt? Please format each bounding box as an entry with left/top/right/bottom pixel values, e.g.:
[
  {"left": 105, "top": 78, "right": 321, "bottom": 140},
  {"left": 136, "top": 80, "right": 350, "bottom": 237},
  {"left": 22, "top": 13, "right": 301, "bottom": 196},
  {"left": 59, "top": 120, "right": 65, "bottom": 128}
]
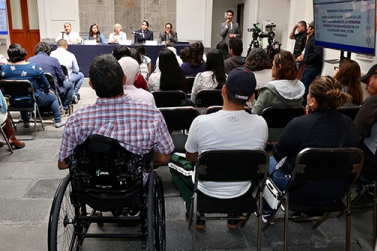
[{"left": 58, "top": 54, "right": 174, "bottom": 170}]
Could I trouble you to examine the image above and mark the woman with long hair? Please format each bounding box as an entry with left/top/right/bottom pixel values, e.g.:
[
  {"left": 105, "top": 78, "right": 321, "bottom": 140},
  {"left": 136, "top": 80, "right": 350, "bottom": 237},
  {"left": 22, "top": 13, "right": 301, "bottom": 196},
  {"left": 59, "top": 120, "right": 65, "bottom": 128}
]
[
  {"left": 190, "top": 49, "right": 226, "bottom": 103},
  {"left": 333, "top": 58, "right": 363, "bottom": 105},
  {"left": 86, "top": 23, "right": 105, "bottom": 44},
  {"left": 148, "top": 48, "right": 187, "bottom": 92},
  {"left": 244, "top": 47, "right": 272, "bottom": 89},
  {"left": 252, "top": 51, "right": 305, "bottom": 115},
  {"left": 216, "top": 41, "right": 230, "bottom": 60},
  {"left": 180, "top": 41, "right": 206, "bottom": 77}
]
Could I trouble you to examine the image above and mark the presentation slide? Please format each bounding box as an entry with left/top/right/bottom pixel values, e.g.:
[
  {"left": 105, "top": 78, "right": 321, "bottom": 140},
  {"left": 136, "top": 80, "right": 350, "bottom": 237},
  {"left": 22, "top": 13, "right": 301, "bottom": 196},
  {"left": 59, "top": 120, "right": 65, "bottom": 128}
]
[{"left": 313, "top": 0, "right": 375, "bottom": 55}]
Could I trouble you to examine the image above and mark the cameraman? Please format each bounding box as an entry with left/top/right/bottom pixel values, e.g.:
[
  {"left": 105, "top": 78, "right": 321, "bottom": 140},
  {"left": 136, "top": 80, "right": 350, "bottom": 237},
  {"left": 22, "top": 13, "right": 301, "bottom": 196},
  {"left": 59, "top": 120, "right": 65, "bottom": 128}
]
[
  {"left": 289, "top": 21, "right": 307, "bottom": 69},
  {"left": 220, "top": 10, "right": 242, "bottom": 43}
]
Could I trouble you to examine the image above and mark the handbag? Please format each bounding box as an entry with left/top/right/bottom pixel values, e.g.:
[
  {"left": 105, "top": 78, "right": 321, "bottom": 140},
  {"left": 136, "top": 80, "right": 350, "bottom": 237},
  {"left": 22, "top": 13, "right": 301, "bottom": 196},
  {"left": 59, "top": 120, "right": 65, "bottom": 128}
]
[{"left": 263, "top": 177, "right": 282, "bottom": 210}]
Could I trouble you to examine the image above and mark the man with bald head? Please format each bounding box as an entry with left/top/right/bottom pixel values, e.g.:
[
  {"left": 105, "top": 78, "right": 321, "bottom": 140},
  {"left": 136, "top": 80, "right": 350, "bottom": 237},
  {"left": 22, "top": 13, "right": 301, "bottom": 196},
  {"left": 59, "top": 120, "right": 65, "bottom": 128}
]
[
  {"left": 108, "top": 23, "right": 127, "bottom": 43},
  {"left": 118, "top": 57, "right": 155, "bottom": 105}
]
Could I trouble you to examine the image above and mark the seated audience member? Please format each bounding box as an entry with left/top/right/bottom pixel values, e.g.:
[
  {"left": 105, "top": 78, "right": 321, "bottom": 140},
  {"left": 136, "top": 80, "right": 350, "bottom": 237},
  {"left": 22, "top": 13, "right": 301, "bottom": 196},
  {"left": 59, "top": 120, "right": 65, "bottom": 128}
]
[
  {"left": 28, "top": 42, "right": 74, "bottom": 114},
  {"left": 333, "top": 58, "right": 363, "bottom": 105},
  {"left": 85, "top": 23, "right": 106, "bottom": 44},
  {"left": 216, "top": 41, "right": 231, "bottom": 60},
  {"left": 108, "top": 23, "right": 127, "bottom": 43},
  {"left": 118, "top": 57, "right": 155, "bottom": 105},
  {"left": 148, "top": 48, "right": 187, "bottom": 93},
  {"left": 252, "top": 51, "right": 305, "bottom": 115},
  {"left": 129, "top": 48, "right": 148, "bottom": 90},
  {"left": 58, "top": 54, "right": 174, "bottom": 171},
  {"left": 134, "top": 20, "right": 154, "bottom": 44},
  {"left": 244, "top": 47, "right": 272, "bottom": 89},
  {"left": 0, "top": 90, "right": 25, "bottom": 149},
  {"left": 2, "top": 44, "right": 64, "bottom": 128},
  {"left": 224, "top": 38, "right": 245, "bottom": 74},
  {"left": 181, "top": 41, "right": 206, "bottom": 77},
  {"left": 51, "top": 39, "right": 84, "bottom": 102},
  {"left": 171, "top": 67, "right": 268, "bottom": 229},
  {"left": 112, "top": 45, "right": 131, "bottom": 60},
  {"left": 190, "top": 49, "right": 226, "bottom": 103},
  {"left": 354, "top": 64, "right": 377, "bottom": 182},
  {"left": 264, "top": 76, "right": 359, "bottom": 220},
  {"left": 158, "top": 22, "right": 178, "bottom": 44},
  {"left": 55, "top": 22, "right": 82, "bottom": 44},
  {"left": 179, "top": 46, "right": 190, "bottom": 63},
  {"left": 135, "top": 45, "right": 152, "bottom": 76},
  {"left": 155, "top": 42, "right": 183, "bottom": 70}
]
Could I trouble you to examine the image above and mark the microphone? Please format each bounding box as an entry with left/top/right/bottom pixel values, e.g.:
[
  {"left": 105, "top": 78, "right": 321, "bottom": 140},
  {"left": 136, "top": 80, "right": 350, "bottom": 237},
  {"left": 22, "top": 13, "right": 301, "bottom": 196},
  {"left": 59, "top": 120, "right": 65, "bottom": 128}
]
[
  {"left": 61, "top": 31, "right": 65, "bottom": 39},
  {"left": 132, "top": 31, "right": 142, "bottom": 35}
]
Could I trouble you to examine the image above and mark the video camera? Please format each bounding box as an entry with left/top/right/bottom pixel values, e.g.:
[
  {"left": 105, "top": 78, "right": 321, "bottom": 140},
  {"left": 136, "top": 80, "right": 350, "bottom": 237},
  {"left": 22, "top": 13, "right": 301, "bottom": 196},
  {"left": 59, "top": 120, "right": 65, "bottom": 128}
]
[{"left": 247, "top": 23, "right": 262, "bottom": 49}]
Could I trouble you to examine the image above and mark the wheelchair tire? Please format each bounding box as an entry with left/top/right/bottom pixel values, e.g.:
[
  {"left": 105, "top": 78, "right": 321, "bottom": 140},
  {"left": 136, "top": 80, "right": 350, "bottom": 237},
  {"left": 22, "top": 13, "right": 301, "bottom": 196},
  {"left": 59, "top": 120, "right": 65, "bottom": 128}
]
[
  {"left": 146, "top": 170, "right": 166, "bottom": 251},
  {"left": 48, "top": 174, "right": 80, "bottom": 251}
]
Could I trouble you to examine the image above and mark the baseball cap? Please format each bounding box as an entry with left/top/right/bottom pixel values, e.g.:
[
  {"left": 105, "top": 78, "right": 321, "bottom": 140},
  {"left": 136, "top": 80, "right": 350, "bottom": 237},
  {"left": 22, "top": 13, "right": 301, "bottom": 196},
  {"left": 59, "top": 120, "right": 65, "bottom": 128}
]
[
  {"left": 308, "top": 21, "right": 314, "bottom": 28},
  {"left": 358, "top": 64, "right": 377, "bottom": 83},
  {"left": 225, "top": 67, "right": 256, "bottom": 101}
]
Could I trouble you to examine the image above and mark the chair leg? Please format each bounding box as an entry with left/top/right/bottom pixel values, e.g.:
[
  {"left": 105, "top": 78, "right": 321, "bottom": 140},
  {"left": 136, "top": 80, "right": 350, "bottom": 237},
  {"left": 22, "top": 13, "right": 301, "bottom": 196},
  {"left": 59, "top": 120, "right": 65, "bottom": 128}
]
[
  {"left": 346, "top": 191, "right": 351, "bottom": 251},
  {"left": 0, "top": 125, "right": 13, "bottom": 153},
  {"left": 373, "top": 183, "right": 377, "bottom": 247},
  {"left": 191, "top": 193, "right": 198, "bottom": 251},
  {"left": 284, "top": 194, "right": 289, "bottom": 251},
  {"left": 312, "top": 212, "right": 331, "bottom": 229},
  {"left": 257, "top": 192, "right": 263, "bottom": 251}
]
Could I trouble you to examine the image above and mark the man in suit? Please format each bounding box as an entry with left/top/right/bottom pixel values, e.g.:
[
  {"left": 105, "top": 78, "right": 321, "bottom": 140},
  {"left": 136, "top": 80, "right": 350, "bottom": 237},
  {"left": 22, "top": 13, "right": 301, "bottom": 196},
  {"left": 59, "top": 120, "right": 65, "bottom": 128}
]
[
  {"left": 134, "top": 20, "right": 154, "bottom": 44},
  {"left": 158, "top": 23, "right": 178, "bottom": 44},
  {"left": 220, "top": 10, "right": 242, "bottom": 43}
]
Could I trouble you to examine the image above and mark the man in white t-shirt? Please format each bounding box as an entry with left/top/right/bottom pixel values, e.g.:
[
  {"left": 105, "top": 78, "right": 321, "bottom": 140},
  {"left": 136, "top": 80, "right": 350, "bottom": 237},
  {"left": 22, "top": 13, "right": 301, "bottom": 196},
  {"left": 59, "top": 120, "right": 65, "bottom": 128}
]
[
  {"left": 172, "top": 67, "right": 268, "bottom": 229},
  {"left": 118, "top": 57, "right": 155, "bottom": 105}
]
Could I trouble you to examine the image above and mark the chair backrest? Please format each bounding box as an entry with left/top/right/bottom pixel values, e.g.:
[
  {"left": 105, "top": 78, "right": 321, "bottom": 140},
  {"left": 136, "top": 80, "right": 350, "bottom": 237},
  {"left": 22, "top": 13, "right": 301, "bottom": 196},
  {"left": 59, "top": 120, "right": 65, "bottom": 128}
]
[
  {"left": 152, "top": 90, "right": 187, "bottom": 107},
  {"left": 61, "top": 65, "right": 69, "bottom": 76},
  {"left": 337, "top": 105, "right": 360, "bottom": 121},
  {"left": 44, "top": 73, "right": 57, "bottom": 92},
  {"left": 288, "top": 147, "right": 364, "bottom": 203},
  {"left": 195, "top": 150, "right": 269, "bottom": 189},
  {"left": 261, "top": 106, "right": 305, "bottom": 128},
  {"left": 195, "top": 89, "right": 223, "bottom": 107},
  {"left": 204, "top": 105, "right": 222, "bottom": 115},
  {"left": 186, "top": 76, "right": 195, "bottom": 94},
  {"left": 69, "top": 134, "right": 152, "bottom": 193},
  {"left": 159, "top": 106, "right": 199, "bottom": 132},
  {"left": 0, "top": 79, "right": 34, "bottom": 96}
]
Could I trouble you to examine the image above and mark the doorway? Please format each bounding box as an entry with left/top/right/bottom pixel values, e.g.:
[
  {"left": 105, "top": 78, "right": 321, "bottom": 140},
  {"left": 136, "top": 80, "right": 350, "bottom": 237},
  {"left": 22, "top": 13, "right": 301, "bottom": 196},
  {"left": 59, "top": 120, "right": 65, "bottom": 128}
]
[{"left": 6, "top": 0, "right": 40, "bottom": 59}]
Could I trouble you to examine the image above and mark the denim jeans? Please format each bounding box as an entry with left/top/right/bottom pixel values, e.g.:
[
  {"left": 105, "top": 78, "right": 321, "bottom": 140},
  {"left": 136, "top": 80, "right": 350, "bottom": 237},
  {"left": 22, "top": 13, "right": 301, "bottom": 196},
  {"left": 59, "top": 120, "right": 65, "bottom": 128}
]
[
  {"left": 300, "top": 66, "right": 322, "bottom": 106},
  {"left": 21, "top": 92, "right": 61, "bottom": 123},
  {"left": 61, "top": 81, "right": 74, "bottom": 110},
  {"left": 70, "top": 72, "right": 84, "bottom": 94}
]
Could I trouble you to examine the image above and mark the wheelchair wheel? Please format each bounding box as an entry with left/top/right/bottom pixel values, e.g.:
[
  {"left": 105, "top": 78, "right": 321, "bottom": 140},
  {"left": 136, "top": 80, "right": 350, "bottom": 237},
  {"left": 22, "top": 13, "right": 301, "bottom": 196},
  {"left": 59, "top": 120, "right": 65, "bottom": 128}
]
[
  {"left": 146, "top": 170, "right": 166, "bottom": 251},
  {"left": 48, "top": 174, "right": 79, "bottom": 251}
]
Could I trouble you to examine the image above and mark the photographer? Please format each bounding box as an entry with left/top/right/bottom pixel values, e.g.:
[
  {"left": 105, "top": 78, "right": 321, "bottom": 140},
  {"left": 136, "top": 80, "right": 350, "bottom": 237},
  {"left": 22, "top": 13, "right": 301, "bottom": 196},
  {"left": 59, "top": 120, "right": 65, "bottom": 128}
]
[{"left": 289, "top": 21, "right": 307, "bottom": 69}]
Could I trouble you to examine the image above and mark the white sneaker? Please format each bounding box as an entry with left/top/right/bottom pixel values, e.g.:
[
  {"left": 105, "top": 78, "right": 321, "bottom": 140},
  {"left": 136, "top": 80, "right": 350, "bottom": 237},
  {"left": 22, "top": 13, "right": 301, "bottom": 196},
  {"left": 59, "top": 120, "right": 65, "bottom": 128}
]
[{"left": 55, "top": 121, "right": 66, "bottom": 128}]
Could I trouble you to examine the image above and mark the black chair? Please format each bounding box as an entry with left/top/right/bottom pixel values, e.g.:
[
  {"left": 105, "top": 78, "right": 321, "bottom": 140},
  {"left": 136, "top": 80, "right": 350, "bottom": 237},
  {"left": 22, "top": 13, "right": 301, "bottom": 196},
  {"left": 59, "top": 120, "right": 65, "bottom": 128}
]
[
  {"left": 159, "top": 106, "right": 199, "bottom": 152},
  {"left": 0, "top": 79, "right": 45, "bottom": 139},
  {"left": 61, "top": 65, "right": 69, "bottom": 81},
  {"left": 152, "top": 90, "right": 187, "bottom": 107},
  {"left": 337, "top": 105, "right": 360, "bottom": 121},
  {"left": 204, "top": 105, "right": 222, "bottom": 114},
  {"left": 195, "top": 89, "right": 223, "bottom": 108},
  {"left": 189, "top": 150, "right": 269, "bottom": 251},
  {"left": 186, "top": 76, "right": 195, "bottom": 94},
  {"left": 47, "top": 134, "right": 165, "bottom": 251},
  {"left": 44, "top": 73, "right": 65, "bottom": 114},
  {"left": 265, "top": 148, "right": 364, "bottom": 251},
  {"left": 261, "top": 106, "right": 305, "bottom": 146}
]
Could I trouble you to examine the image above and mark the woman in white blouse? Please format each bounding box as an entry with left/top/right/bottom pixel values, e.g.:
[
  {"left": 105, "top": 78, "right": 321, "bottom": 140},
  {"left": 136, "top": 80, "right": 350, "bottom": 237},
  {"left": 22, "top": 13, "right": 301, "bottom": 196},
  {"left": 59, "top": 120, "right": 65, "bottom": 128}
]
[{"left": 190, "top": 49, "right": 226, "bottom": 103}]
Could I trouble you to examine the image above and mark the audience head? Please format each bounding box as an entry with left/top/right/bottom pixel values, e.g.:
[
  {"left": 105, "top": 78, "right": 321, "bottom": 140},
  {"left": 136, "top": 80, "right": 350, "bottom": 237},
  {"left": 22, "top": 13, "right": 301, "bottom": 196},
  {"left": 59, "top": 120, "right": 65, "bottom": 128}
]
[
  {"left": 272, "top": 51, "right": 298, "bottom": 80},
  {"left": 358, "top": 64, "right": 377, "bottom": 96},
  {"left": 129, "top": 48, "right": 142, "bottom": 65},
  {"left": 113, "top": 23, "right": 122, "bottom": 34},
  {"left": 307, "top": 21, "right": 315, "bottom": 35},
  {"left": 64, "top": 22, "right": 72, "bottom": 33},
  {"left": 333, "top": 58, "right": 363, "bottom": 105},
  {"left": 245, "top": 47, "right": 272, "bottom": 71},
  {"left": 216, "top": 41, "right": 230, "bottom": 60},
  {"left": 187, "top": 41, "right": 204, "bottom": 66},
  {"left": 7, "top": 43, "right": 27, "bottom": 63},
  {"left": 297, "top": 21, "right": 307, "bottom": 33},
  {"left": 308, "top": 76, "right": 351, "bottom": 110},
  {"left": 135, "top": 44, "right": 147, "bottom": 56},
  {"left": 89, "top": 54, "right": 124, "bottom": 98},
  {"left": 179, "top": 46, "right": 190, "bottom": 62},
  {"left": 141, "top": 20, "right": 149, "bottom": 31},
  {"left": 112, "top": 45, "right": 131, "bottom": 60},
  {"left": 57, "top": 39, "right": 68, "bottom": 48},
  {"left": 205, "top": 49, "right": 226, "bottom": 88},
  {"left": 118, "top": 57, "right": 139, "bottom": 86},
  {"left": 225, "top": 67, "right": 256, "bottom": 105},
  {"left": 228, "top": 38, "right": 243, "bottom": 56},
  {"left": 159, "top": 48, "right": 187, "bottom": 92},
  {"left": 166, "top": 42, "right": 176, "bottom": 48},
  {"left": 34, "top": 42, "right": 52, "bottom": 56}
]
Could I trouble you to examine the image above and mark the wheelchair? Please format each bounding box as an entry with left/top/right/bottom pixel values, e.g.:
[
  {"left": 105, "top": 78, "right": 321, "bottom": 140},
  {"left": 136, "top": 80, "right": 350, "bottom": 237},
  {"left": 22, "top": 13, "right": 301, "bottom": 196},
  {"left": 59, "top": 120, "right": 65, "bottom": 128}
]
[{"left": 47, "top": 135, "right": 166, "bottom": 251}]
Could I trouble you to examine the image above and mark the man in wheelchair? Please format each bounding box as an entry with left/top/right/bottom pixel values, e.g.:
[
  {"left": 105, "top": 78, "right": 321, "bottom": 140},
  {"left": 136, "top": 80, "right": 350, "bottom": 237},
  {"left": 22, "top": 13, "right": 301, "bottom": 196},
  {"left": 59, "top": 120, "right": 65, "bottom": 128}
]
[{"left": 58, "top": 54, "right": 174, "bottom": 171}]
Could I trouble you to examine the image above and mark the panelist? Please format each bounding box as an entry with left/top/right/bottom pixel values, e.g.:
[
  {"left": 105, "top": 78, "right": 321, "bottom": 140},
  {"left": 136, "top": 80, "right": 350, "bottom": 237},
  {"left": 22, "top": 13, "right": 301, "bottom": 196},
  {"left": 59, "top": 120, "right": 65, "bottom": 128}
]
[
  {"left": 108, "top": 23, "right": 127, "bottom": 43},
  {"left": 158, "top": 23, "right": 178, "bottom": 44},
  {"left": 55, "top": 22, "right": 83, "bottom": 44},
  {"left": 85, "top": 23, "right": 106, "bottom": 44},
  {"left": 134, "top": 20, "right": 154, "bottom": 44}
]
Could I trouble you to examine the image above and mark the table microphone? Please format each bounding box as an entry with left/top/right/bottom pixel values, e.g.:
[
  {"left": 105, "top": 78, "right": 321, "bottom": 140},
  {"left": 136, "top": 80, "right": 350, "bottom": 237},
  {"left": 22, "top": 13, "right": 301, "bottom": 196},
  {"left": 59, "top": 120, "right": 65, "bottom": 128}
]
[{"left": 61, "top": 31, "right": 65, "bottom": 39}]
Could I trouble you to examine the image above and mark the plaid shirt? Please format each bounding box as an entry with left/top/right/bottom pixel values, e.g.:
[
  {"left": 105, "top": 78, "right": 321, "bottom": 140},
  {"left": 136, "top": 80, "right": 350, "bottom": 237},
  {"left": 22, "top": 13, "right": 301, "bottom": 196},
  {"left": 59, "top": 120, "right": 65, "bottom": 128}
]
[{"left": 59, "top": 95, "right": 174, "bottom": 162}]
